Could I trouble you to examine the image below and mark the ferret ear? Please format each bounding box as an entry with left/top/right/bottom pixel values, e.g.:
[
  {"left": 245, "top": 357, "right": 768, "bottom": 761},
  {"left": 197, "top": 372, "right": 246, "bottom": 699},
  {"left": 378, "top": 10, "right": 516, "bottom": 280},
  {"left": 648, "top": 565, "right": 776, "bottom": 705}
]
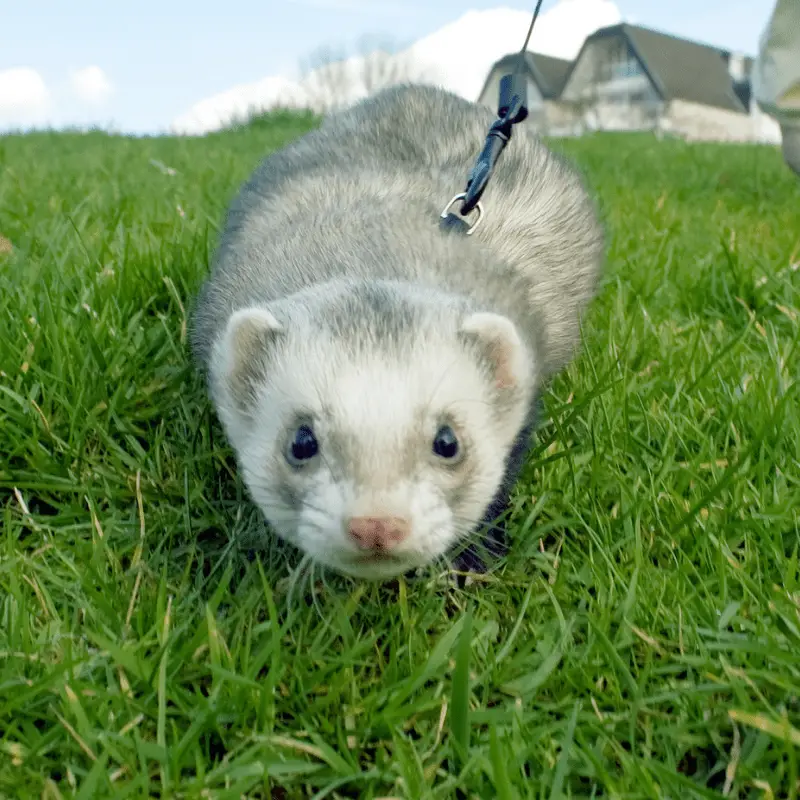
[
  {"left": 459, "top": 311, "right": 529, "bottom": 391},
  {"left": 216, "top": 307, "right": 284, "bottom": 408}
]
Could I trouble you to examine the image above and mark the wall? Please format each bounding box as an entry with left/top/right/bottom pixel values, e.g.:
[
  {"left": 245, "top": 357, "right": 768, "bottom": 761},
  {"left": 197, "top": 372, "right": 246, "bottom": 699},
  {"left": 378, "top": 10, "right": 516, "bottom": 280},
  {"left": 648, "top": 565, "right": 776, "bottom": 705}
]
[
  {"left": 666, "top": 98, "right": 756, "bottom": 142},
  {"left": 536, "top": 98, "right": 779, "bottom": 144},
  {"left": 589, "top": 100, "right": 661, "bottom": 131},
  {"left": 561, "top": 37, "right": 658, "bottom": 104},
  {"left": 476, "top": 66, "right": 503, "bottom": 109},
  {"left": 477, "top": 67, "right": 544, "bottom": 113},
  {"left": 749, "top": 96, "right": 783, "bottom": 144},
  {"left": 543, "top": 100, "right": 580, "bottom": 133}
]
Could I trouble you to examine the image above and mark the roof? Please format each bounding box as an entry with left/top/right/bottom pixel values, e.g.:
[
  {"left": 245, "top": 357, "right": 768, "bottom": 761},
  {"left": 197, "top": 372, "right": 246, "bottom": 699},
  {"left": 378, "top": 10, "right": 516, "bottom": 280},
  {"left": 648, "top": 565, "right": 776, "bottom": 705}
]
[
  {"left": 480, "top": 51, "right": 572, "bottom": 101},
  {"left": 529, "top": 53, "right": 573, "bottom": 98},
  {"left": 572, "top": 23, "right": 751, "bottom": 113}
]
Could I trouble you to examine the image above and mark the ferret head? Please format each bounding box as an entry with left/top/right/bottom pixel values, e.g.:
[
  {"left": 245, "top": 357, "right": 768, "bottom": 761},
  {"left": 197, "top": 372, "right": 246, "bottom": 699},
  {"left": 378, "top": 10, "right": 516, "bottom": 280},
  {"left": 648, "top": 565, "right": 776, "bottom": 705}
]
[{"left": 208, "top": 284, "right": 536, "bottom": 580}]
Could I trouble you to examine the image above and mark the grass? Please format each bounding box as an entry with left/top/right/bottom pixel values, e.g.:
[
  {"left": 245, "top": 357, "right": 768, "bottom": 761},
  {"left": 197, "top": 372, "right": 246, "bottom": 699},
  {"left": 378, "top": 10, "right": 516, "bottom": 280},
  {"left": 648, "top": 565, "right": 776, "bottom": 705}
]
[{"left": 0, "top": 111, "right": 799, "bottom": 799}]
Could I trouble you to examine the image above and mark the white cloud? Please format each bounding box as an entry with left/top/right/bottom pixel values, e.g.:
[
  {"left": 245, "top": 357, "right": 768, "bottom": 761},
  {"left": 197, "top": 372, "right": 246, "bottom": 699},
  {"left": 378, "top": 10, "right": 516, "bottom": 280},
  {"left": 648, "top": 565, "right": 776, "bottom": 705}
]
[
  {"left": 170, "top": 1, "right": 622, "bottom": 135},
  {"left": 170, "top": 75, "right": 310, "bottom": 135},
  {"left": 70, "top": 66, "right": 114, "bottom": 105},
  {"left": 0, "top": 67, "right": 50, "bottom": 127},
  {"left": 409, "top": 0, "right": 622, "bottom": 102}
]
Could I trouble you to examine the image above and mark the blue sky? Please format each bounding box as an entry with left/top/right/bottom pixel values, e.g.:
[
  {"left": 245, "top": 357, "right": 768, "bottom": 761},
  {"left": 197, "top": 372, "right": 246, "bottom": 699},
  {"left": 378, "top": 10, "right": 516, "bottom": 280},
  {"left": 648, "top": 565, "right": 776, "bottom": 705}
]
[{"left": 2, "top": 0, "right": 776, "bottom": 134}]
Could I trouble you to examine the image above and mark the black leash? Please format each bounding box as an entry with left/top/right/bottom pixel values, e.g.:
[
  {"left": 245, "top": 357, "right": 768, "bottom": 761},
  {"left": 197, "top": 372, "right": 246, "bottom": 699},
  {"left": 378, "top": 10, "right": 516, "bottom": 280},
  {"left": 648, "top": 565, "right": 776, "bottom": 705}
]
[{"left": 440, "top": 0, "right": 545, "bottom": 235}]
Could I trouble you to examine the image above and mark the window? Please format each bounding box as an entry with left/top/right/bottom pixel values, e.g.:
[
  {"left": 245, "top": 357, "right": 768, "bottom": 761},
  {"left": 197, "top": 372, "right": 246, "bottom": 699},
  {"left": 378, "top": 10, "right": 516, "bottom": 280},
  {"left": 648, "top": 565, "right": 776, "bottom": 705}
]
[{"left": 602, "top": 39, "right": 640, "bottom": 81}]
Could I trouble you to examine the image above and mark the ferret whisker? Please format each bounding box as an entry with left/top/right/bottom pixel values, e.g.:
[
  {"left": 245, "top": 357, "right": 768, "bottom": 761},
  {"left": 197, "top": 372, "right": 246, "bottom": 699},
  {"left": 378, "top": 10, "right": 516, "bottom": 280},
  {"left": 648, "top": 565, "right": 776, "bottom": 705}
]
[
  {"left": 241, "top": 499, "right": 338, "bottom": 519},
  {"left": 242, "top": 488, "right": 333, "bottom": 520}
]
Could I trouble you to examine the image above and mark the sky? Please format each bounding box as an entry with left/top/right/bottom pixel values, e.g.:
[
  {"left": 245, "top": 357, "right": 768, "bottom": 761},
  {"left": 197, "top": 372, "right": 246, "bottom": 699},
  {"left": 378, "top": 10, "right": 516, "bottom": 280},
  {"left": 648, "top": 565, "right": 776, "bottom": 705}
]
[{"left": 1, "top": 0, "right": 777, "bottom": 135}]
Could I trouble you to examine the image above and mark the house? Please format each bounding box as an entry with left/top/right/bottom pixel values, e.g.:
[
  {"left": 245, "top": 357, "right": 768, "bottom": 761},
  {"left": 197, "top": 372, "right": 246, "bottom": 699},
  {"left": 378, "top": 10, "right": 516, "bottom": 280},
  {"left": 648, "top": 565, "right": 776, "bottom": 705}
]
[
  {"left": 557, "top": 23, "right": 780, "bottom": 142},
  {"left": 477, "top": 23, "right": 782, "bottom": 143},
  {"left": 476, "top": 51, "right": 572, "bottom": 133}
]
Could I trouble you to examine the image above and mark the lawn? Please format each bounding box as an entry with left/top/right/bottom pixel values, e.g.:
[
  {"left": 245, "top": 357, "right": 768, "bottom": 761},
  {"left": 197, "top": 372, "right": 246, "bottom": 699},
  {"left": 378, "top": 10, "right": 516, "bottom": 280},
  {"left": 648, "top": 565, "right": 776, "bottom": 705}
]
[{"left": 1, "top": 112, "right": 799, "bottom": 799}]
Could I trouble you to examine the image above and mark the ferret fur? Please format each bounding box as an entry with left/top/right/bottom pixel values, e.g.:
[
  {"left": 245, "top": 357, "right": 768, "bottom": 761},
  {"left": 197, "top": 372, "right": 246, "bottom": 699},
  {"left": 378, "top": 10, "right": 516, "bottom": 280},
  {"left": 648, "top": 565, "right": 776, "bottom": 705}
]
[{"left": 190, "top": 84, "right": 605, "bottom": 579}]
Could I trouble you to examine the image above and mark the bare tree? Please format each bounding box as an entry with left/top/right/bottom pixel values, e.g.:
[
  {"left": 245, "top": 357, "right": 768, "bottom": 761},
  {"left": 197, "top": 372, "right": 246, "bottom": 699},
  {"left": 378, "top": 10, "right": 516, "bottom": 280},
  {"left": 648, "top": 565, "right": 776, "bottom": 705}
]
[
  {"left": 298, "top": 37, "right": 435, "bottom": 114},
  {"left": 298, "top": 44, "right": 350, "bottom": 113}
]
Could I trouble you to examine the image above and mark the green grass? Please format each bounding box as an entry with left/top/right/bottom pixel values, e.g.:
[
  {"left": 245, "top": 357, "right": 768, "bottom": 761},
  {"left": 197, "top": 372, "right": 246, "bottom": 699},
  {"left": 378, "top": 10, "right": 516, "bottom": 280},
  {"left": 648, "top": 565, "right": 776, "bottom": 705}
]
[{"left": 1, "top": 112, "right": 799, "bottom": 799}]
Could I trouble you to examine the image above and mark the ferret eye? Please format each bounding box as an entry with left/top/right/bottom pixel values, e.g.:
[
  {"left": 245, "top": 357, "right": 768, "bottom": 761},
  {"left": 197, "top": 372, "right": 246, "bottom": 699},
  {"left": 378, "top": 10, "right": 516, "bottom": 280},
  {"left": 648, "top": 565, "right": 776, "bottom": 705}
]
[
  {"left": 432, "top": 425, "right": 459, "bottom": 459},
  {"left": 287, "top": 424, "right": 319, "bottom": 464}
]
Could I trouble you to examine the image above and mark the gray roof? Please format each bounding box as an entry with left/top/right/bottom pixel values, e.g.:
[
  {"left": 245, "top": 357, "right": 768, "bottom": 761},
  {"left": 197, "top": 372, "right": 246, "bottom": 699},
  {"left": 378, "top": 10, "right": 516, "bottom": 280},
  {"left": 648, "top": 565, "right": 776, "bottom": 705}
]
[
  {"left": 481, "top": 51, "right": 572, "bottom": 100},
  {"left": 575, "top": 23, "right": 751, "bottom": 113}
]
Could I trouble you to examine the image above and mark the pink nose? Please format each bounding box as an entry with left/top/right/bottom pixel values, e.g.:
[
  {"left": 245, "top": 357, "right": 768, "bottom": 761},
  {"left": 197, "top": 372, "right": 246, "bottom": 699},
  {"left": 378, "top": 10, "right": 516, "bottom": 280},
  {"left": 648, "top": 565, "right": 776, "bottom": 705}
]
[{"left": 347, "top": 516, "right": 410, "bottom": 551}]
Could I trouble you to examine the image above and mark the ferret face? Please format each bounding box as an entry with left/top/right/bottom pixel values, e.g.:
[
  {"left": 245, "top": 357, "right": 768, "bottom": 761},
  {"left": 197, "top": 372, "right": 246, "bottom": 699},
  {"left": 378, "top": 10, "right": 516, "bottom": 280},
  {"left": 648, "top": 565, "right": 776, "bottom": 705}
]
[{"left": 210, "top": 303, "right": 535, "bottom": 580}]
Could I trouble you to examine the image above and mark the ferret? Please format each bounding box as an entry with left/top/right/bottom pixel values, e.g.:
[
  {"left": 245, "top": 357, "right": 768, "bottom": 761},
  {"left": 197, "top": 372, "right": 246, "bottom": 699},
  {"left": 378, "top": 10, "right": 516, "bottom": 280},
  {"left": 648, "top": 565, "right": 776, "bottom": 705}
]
[{"left": 190, "top": 84, "right": 604, "bottom": 580}]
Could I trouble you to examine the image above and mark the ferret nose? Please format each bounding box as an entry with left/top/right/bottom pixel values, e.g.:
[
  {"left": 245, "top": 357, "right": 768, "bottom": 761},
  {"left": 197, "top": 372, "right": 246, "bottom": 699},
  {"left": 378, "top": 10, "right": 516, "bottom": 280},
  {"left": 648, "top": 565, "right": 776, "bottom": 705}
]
[{"left": 347, "top": 516, "right": 410, "bottom": 551}]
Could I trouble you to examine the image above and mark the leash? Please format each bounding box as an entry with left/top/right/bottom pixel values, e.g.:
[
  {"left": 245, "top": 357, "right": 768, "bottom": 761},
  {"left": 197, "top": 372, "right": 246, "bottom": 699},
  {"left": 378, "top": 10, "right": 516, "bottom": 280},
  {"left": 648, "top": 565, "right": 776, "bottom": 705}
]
[{"left": 440, "top": 0, "right": 545, "bottom": 235}]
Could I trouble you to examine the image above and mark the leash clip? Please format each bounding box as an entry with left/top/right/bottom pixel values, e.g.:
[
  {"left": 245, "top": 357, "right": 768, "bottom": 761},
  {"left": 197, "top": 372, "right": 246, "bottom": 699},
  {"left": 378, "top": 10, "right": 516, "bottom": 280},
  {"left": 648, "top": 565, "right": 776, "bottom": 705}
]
[
  {"left": 437, "top": 0, "right": 542, "bottom": 234},
  {"left": 460, "top": 72, "right": 529, "bottom": 216},
  {"left": 439, "top": 192, "right": 484, "bottom": 235}
]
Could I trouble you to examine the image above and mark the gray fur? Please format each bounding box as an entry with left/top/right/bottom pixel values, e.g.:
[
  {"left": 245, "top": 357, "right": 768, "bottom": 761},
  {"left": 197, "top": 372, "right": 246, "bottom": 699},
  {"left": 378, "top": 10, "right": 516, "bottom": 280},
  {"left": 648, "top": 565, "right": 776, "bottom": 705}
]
[
  {"left": 190, "top": 84, "right": 605, "bottom": 577},
  {"left": 192, "top": 84, "right": 604, "bottom": 376}
]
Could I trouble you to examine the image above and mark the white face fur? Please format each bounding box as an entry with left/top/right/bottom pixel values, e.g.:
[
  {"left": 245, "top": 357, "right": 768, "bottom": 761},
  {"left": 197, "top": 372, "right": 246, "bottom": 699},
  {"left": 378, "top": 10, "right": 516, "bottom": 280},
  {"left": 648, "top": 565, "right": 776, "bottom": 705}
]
[{"left": 209, "top": 304, "right": 535, "bottom": 580}]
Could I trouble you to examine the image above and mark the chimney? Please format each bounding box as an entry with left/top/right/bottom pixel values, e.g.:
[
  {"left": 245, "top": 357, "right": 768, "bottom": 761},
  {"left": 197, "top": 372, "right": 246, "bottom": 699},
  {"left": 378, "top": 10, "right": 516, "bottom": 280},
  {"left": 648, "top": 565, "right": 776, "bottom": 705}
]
[{"left": 728, "top": 51, "right": 746, "bottom": 83}]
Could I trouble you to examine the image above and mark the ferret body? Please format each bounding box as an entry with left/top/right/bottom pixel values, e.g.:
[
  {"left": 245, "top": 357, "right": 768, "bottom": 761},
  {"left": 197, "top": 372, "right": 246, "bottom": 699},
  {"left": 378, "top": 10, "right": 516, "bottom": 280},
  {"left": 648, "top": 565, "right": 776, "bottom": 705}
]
[{"left": 191, "top": 84, "right": 604, "bottom": 580}]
